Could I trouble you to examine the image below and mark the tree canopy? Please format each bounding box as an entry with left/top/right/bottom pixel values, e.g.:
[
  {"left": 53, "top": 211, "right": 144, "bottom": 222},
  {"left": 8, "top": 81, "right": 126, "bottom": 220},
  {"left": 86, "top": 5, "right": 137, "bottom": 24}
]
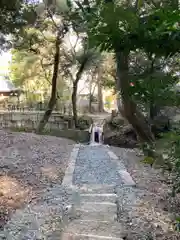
[{"left": 0, "top": 0, "right": 37, "bottom": 49}]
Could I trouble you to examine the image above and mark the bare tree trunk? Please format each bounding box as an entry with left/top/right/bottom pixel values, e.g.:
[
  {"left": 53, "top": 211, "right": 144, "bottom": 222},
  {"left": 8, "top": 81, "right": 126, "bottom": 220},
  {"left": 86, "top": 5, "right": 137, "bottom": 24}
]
[
  {"left": 72, "top": 57, "right": 90, "bottom": 128},
  {"left": 89, "top": 67, "right": 98, "bottom": 113},
  {"left": 89, "top": 79, "right": 93, "bottom": 113},
  {"left": 97, "top": 78, "right": 104, "bottom": 112},
  {"left": 89, "top": 94, "right": 92, "bottom": 113},
  {"left": 72, "top": 82, "right": 78, "bottom": 128},
  {"left": 97, "top": 68, "right": 104, "bottom": 112},
  {"left": 37, "top": 33, "right": 60, "bottom": 133},
  {"left": 115, "top": 50, "right": 154, "bottom": 143}
]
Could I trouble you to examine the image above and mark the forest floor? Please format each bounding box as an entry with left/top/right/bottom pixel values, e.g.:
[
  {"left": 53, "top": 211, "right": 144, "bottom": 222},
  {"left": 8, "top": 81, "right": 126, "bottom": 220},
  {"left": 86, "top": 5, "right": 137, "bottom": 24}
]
[
  {"left": 0, "top": 128, "right": 180, "bottom": 239},
  {"left": 112, "top": 146, "right": 180, "bottom": 239},
  {"left": 0, "top": 129, "right": 74, "bottom": 229}
]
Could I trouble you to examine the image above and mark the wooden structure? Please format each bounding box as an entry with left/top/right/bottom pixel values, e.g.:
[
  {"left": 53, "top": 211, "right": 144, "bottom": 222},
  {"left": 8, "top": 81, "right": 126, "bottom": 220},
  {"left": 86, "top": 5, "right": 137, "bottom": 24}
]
[{"left": 0, "top": 77, "right": 21, "bottom": 97}]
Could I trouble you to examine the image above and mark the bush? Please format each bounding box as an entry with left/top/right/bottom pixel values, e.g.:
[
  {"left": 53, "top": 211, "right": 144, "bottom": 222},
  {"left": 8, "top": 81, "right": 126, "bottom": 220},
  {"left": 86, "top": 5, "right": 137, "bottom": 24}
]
[
  {"left": 141, "top": 123, "right": 180, "bottom": 196},
  {"left": 159, "top": 128, "right": 180, "bottom": 195}
]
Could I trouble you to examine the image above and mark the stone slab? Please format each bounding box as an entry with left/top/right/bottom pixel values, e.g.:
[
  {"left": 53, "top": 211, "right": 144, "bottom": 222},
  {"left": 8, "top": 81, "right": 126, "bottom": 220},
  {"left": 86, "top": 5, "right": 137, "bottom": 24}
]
[
  {"left": 80, "top": 193, "right": 117, "bottom": 203},
  {"left": 62, "top": 233, "right": 123, "bottom": 240},
  {"left": 63, "top": 220, "right": 123, "bottom": 239},
  {"left": 62, "top": 144, "right": 80, "bottom": 186},
  {"left": 76, "top": 202, "right": 117, "bottom": 214}
]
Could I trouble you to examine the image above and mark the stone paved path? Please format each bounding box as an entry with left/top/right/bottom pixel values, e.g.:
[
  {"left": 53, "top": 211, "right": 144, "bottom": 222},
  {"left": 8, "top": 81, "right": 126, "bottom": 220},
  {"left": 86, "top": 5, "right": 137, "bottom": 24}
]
[
  {"left": 62, "top": 143, "right": 136, "bottom": 240},
  {"left": 73, "top": 145, "right": 123, "bottom": 185}
]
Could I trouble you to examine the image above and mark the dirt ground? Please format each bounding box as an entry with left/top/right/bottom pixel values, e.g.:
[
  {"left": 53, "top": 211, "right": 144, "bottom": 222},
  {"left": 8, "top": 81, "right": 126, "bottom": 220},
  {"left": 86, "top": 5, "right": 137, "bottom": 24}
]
[
  {"left": 1, "top": 127, "right": 180, "bottom": 239},
  {"left": 0, "top": 129, "right": 74, "bottom": 229},
  {"left": 112, "top": 146, "right": 180, "bottom": 240}
]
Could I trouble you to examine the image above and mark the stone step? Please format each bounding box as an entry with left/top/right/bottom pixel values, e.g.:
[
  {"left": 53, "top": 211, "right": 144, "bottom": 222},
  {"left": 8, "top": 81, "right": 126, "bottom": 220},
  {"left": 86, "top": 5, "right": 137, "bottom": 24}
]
[
  {"left": 80, "top": 193, "right": 117, "bottom": 203},
  {"left": 62, "top": 233, "right": 123, "bottom": 240},
  {"left": 75, "top": 184, "right": 115, "bottom": 194},
  {"left": 63, "top": 220, "right": 123, "bottom": 239},
  {"left": 75, "top": 208, "right": 117, "bottom": 222},
  {"left": 76, "top": 202, "right": 117, "bottom": 215}
]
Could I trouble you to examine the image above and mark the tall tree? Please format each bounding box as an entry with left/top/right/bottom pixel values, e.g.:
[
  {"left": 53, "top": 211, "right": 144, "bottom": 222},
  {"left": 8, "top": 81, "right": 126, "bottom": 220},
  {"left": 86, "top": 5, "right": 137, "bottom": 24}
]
[
  {"left": 62, "top": 36, "right": 100, "bottom": 127},
  {"left": 12, "top": 0, "right": 70, "bottom": 131},
  {"left": 75, "top": 0, "right": 180, "bottom": 142},
  {"left": 35, "top": 2, "right": 69, "bottom": 132}
]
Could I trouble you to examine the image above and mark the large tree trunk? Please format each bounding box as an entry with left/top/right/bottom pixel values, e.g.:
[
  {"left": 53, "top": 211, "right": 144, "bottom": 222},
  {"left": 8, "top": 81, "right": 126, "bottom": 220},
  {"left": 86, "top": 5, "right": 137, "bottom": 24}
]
[
  {"left": 115, "top": 50, "right": 154, "bottom": 143},
  {"left": 37, "top": 33, "right": 60, "bottom": 133},
  {"left": 72, "top": 82, "right": 78, "bottom": 128}
]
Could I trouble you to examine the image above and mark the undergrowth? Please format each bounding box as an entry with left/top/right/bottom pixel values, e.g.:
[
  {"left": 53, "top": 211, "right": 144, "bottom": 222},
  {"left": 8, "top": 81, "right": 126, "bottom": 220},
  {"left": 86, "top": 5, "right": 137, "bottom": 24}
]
[{"left": 140, "top": 122, "right": 180, "bottom": 196}]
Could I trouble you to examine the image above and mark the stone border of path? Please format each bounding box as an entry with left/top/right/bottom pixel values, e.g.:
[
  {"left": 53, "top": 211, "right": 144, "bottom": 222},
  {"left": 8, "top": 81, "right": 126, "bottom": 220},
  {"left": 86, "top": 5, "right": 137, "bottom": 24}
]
[
  {"left": 62, "top": 144, "right": 81, "bottom": 186},
  {"left": 107, "top": 149, "right": 136, "bottom": 187}
]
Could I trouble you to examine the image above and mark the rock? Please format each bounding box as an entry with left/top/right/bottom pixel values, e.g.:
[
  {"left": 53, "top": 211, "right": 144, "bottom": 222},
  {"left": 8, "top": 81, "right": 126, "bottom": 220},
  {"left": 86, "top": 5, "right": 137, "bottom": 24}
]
[
  {"left": 103, "top": 115, "right": 137, "bottom": 148},
  {"left": 103, "top": 115, "right": 126, "bottom": 132},
  {"left": 104, "top": 124, "right": 137, "bottom": 148},
  {"left": 111, "top": 116, "right": 126, "bottom": 129},
  {"left": 104, "top": 133, "right": 137, "bottom": 148},
  {"left": 77, "top": 116, "right": 93, "bottom": 130}
]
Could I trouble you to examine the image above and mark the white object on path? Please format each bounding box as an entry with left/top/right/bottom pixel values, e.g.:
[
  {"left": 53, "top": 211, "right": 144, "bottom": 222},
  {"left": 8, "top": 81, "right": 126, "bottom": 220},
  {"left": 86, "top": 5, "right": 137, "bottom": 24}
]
[{"left": 91, "top": 124, "right": 103, "bottom": 144}]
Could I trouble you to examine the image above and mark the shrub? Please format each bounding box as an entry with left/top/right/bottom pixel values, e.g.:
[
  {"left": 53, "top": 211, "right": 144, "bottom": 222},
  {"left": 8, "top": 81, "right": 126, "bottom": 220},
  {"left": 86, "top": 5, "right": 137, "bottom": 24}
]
[{"left": 141, "top": 122, "right": 180, "bottom": 195}]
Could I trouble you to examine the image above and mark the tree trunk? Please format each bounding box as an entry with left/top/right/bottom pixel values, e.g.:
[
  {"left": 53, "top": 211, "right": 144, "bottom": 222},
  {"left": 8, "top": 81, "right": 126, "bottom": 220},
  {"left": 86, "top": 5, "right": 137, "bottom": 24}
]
[
  {"left": 115, "top": 50, "right": 154, "bottom": 143},
  {"left": 37, "top": 33, "right": 60, "bottom": 133},
  {"left": 97, "top": 78, "right": 104, "bottom": 112},
  {"left": 89, "top": 79, "right": 93, "bottom": 113},
  {"left": 89, "top": 79, "right": 97, "bottom": 113},
  {"left": 116, "top": 91, "right": 121, "bottom": 113},
  {"left": 97, "top": 69, "right": 104, "bottom": 113},
  {"left": 72, "top": 82, "right": 78, "bottom": 128},
  {"left": 71, "top": 56, "right": 89, "bottom": 128},
  {"left": 89, "top": 94, "right": 92, "bottom": 113}
]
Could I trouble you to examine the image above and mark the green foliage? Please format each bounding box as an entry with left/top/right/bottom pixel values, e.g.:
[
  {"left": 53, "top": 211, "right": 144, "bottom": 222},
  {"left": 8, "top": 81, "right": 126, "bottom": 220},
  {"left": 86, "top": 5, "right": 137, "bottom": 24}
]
[
  {"left": 142, "top": 127, "right": 180, "bottom": 195},
  {"left": 129, "top": 70, "right": 179, "bottom": 108},
  {"left": 140, "top": 156, "right": 155, "bottom": 166},
  {"left": 75, "top": 0, "right": 180, "bottom": 122},
  {"left": 137, "top": 9, "right": 180, "bottom": 56},
  {"left": 175, "top": 216, "right": 180, "bottom": 231},
  {"left": 83, "top": 1, "right": 180, "bottom": 57},
  {"left": 9, "top": 24, "right": 69, "bottom": 105},
  {"left": 0, "top": 0, "right": 37, "bottom": 49}
]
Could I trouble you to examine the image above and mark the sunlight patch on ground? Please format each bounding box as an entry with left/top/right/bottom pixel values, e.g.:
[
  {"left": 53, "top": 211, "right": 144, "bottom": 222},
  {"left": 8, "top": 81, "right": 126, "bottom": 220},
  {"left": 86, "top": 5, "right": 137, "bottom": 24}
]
[{"left": 0, "top": 176, "right": 31, "bottom": 199}]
